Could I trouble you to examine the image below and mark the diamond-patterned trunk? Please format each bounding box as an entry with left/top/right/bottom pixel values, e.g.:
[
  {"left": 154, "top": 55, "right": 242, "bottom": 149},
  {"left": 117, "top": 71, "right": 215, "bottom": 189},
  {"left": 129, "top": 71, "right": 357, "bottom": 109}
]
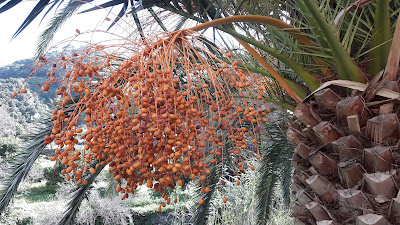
[{"left": 289, "top": 88, "right": 400, "bottom": 225}]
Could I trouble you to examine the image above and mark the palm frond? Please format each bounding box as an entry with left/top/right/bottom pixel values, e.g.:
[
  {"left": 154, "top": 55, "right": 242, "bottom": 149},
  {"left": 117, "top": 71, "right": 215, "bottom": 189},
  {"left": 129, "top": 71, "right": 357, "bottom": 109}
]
[
  {"left": 79, "top": 0, "right": 126, "bottom": 14},
  {"left": 281, "top": 161, "right": 292, "bottom": 207},
  {"left": 58, "top": 162, "right": 106, "bottom": 225},
  {"left": 367, "top": 0, "right": 392, "bottom": 75},
  {"left": 131, "top": 11, "right": 144, "bottom": 38},
  {"left": 0, "top": 114, "right": 52, "bottom": 214},
  {"left": 107, "top": 0, "right": 128, "bottom": 30},
  {"left": 255, "top": 114, "right": 293, "bottom": 225},
  {"left": 104, "top": 169, "right": 118, "bottom": 197},
  {"left": 190, "top": 138, "right": 236, "bottom": 225},
  {"left": 147, "top": 8, "right": 167, "bottom": 31},
  {"left": 190, "top": 157, "right": 219, "bottom": 225},
  {"left": 11, "top": 0, "right": 50, "bottom": 39},
  {"left": 35, "top": 0, "right": 93, "bottom": 58},
  {"left": 0, "top": 0, "right": 23, "bottom": 14}
]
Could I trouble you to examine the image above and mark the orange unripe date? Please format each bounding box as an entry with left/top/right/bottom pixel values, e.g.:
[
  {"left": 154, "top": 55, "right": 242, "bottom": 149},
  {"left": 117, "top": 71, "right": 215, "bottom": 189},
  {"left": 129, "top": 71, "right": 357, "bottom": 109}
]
[
  {"left": 89, "top": 168, "right": 96, "bottom": 174},
  {"left": 33, "top": 31, "right": 271, "bottom": 206}
]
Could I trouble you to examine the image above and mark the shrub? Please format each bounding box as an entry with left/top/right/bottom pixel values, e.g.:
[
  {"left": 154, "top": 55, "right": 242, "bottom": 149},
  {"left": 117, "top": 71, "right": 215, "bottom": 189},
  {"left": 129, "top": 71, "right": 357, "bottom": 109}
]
[
  {"left": 42, "top": 163, "right": 64, "bottom": 185},
  {"left": 0, "top": 137, "right": 19, "bottom": 157}
]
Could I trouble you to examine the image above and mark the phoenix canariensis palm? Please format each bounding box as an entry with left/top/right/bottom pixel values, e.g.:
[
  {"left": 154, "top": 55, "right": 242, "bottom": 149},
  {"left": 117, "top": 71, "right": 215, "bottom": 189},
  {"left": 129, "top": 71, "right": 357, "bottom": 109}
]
[{"left": 0, "top": 4, "right": 288, "bottom": 224}]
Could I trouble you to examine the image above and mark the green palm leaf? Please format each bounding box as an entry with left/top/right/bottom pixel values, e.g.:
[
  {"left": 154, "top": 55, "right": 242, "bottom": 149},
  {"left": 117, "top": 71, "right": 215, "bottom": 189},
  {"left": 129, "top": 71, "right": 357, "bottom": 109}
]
[
  {"left": 11, "top": 0, "right": 50, "bottom": 39},
  {"left": 190, "top": 139, "right": 235, "bottom": 225},
  {"left": 0, "top": 0, "right": 23, "bottom": 13},
  {"left": 58, "top": 162, "right": 106, "bottom": 225},
  {"left": 35, "top": 0, "right": 93, "bottom": 57},
  {"left": 255, "top": 115, "right": 293, "bottom": 224},
  {"left": 367, "top": 0, "right": 392, "bottom": 75},
  {"left": 190, "top": 164, "right": 218, "bottom": 225},
  {"left": 0, "top": 115, "right": 52, "bottom": 214}
]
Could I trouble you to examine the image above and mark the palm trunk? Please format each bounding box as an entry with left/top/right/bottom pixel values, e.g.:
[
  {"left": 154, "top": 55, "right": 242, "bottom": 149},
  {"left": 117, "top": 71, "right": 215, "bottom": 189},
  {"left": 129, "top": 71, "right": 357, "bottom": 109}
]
[{"left": 289, "top": 87, "right": 400, "bottom": 225}]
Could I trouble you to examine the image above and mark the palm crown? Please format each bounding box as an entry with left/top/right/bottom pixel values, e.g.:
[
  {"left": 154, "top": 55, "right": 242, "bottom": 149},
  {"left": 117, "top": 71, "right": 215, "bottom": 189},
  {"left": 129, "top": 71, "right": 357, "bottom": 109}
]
[{"left": 1, "top": 0, "right": 400, "bottom": 224}]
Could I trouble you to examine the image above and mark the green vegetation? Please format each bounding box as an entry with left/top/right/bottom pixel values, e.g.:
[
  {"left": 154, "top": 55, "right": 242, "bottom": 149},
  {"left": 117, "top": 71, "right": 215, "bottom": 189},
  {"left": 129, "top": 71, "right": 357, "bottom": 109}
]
[
  {"left": 0, "top": 78, "right": 48, "bottom": 128},
  {"left": 18, "top": 185, "right": 58, "bottom": 203},
  {"left": 1, "top": 154, "right": 292, "bottom": 224},
  {"left": 0, "top": 138, "right": 19, "bottom": 157},
  {"left": 42, "top": 164, "right": 64, "bottom": 186}
]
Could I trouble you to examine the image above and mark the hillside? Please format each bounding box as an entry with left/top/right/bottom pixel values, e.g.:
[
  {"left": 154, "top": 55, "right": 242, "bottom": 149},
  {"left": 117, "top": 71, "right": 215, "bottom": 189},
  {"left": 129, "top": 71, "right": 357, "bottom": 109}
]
[
  {"left": 0, "top": 59, "right": 34, "bottom": 79},
  {"left": 0, "top": 56, "right": 54, "bottom": 156}
]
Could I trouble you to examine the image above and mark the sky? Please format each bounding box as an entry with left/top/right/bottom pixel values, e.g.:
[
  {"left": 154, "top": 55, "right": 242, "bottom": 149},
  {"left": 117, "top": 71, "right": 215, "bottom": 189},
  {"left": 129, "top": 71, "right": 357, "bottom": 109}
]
[
  {"left": 0, "top": 2, "right": 238, "bottom": 68},
  {"left": 0, "top": 1, "right": 122, "bottom": 67}
]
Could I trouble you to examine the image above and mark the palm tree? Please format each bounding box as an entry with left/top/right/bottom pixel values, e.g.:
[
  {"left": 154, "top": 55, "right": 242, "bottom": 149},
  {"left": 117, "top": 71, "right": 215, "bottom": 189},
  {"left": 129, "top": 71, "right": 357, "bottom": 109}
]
[
  {"left": 1, "top": 3, "right": 296, "bottom": 225},
  {"left": 2, "top": 0, "right": 400, "bottom": 224},
  {"left": 0, "top": 16, "right": 293, "bottom": 225}
]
